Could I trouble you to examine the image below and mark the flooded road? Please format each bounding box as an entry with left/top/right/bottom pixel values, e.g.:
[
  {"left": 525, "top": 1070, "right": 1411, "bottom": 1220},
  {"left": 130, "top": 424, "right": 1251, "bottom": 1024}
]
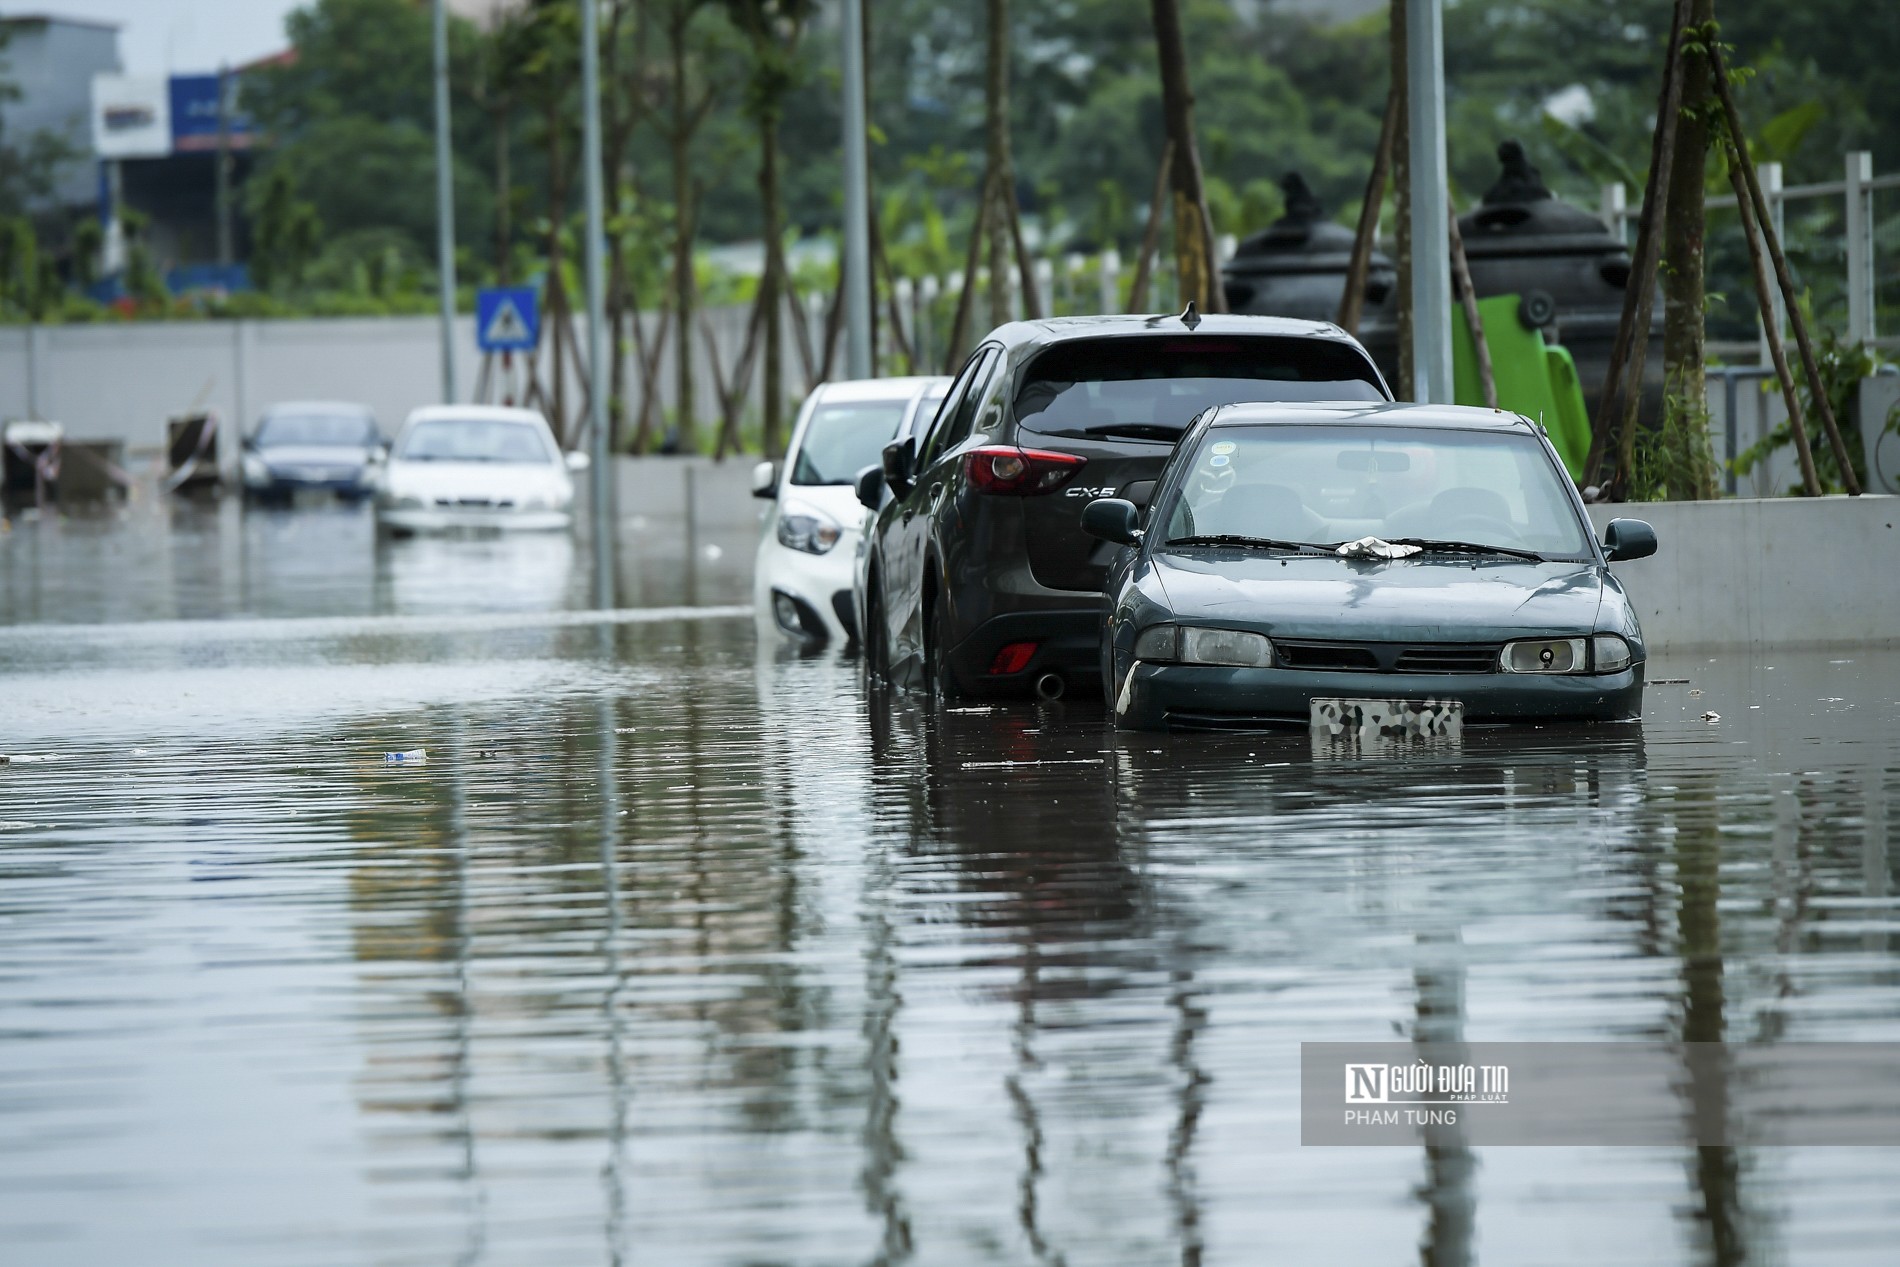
[{"left": 3, "top": 500, "right": 1899, "bottom": 1265}]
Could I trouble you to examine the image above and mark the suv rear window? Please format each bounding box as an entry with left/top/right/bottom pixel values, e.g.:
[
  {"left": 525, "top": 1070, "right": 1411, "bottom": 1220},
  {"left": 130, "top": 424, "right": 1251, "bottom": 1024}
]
[{"left": 1013, "top": 335, "right": 1385, "bottom": 440}]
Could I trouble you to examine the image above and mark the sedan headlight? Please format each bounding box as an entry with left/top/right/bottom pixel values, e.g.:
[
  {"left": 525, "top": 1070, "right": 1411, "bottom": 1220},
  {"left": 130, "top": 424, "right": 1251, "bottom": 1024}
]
[
  {"left": 1134, "top": 623, "right": 1275, "bottom": 668},
  {"left": 1501, "top": 634, "right": 1632, "bottom": 675},
  {"left": 777, "top": 504, "right": 842, "bottom": 555},
  {"left": 242, "top": 454, "right": 270, "bottom": 486}
]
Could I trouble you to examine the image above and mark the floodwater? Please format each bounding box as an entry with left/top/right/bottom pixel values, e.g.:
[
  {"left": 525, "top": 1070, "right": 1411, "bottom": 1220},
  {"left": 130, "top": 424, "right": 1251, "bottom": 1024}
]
[{"left": 3, "top": 497, "right": 1899, "bottom": 1266}]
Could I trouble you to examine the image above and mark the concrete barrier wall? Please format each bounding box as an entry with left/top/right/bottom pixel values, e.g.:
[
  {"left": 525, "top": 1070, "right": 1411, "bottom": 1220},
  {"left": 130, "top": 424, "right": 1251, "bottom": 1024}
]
[
  {"left": 0, "top": 304, "right": 782, "bottom": 469},
  {"left": 1589, "top": 496, "right": 1900, "bottom": 650}
]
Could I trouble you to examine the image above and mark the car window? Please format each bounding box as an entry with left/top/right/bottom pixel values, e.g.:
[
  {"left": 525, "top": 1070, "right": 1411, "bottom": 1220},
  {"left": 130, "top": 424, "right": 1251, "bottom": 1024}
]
[
  {"left": 1014, "top": 336, "right": 1385, "bottom": 441},
  {"left": 919, "top": 347, "right": 999, "bottom": 469},
  {"left": 257, "top": 412, "right": 379, "bottom": 447},
  {"left": 790, "top": 401, "right": 912, "bottom": 485},
  {"left": 398, "top": 419, "right": 554, "bottom": 464},
  {"left": 1161, "top": 424, "right": 1590, "bottom": 558}
]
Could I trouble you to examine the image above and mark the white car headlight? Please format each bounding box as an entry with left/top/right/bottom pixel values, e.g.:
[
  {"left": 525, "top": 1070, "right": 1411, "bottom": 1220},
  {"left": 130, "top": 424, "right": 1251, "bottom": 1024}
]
[
  {"left": 1501, "top": 637, "right": 1586, "bottom": 674},
  {"left": 777, "top": 503, "right": 842, "bottom": 555},
  {"left": 242, "top": 454, "right": 270, "bottom": 486},
  {"left": 1134, "top": 624, "right": 1275, "bottom": 668}
]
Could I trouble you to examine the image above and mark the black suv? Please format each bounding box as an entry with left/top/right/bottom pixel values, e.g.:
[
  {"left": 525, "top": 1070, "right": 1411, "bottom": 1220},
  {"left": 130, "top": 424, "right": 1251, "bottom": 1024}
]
[{"left": 858, "top": 311, "right": 1391, "bottom": 700}]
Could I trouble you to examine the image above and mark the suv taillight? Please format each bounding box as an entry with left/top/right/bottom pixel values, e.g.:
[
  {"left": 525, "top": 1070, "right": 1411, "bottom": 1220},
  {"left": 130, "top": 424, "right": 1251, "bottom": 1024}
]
[{"left": 962, "top": 445, "right": 1086, "bottom": 495}]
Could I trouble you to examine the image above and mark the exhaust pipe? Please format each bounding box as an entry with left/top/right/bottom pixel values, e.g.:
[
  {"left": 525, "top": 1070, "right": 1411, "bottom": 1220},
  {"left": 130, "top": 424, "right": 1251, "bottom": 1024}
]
[{"left": 1034, "top": 672, "right": 1066, "bottom": 701}]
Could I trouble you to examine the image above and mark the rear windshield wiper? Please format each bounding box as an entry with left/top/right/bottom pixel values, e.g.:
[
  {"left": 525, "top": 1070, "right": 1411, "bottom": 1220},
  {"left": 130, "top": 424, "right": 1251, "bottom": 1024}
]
[
  {"left": 1386, "top": 537, "right": 1546, "bottom": 562},
  {"left": 1078, "top": 423, "right": 1182, "bottom": 441},
  {"left": 1166, "top": 533, "right": 1330, "bottom": 554}
]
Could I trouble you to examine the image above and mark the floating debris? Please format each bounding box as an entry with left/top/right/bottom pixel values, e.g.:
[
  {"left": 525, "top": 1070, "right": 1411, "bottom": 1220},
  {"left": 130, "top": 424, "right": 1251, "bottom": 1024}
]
[
  {"left": 1701, "top": 711, "right": 1721, "bottom": 723},
  {"left": 961, "top": 758, "right": 1105, "bottom": 769},
  {"left": 384, "top": 749, "right": 427, "bottom": 765}
]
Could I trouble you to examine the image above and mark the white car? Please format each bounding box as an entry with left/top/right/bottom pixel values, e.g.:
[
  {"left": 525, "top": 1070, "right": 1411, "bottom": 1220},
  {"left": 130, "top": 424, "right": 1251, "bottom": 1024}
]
[
  {"left": 376, "top": 405, "right": 587, "bottom": 535},
  {"left": 753, "top": 376, "right": 950, "bottom": 646}
]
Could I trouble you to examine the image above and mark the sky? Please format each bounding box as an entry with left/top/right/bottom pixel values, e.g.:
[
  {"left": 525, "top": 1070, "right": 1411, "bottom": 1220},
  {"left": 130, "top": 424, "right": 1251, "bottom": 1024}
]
[{"left": 7, "top": 1, "right": 305, "bottom": 75}]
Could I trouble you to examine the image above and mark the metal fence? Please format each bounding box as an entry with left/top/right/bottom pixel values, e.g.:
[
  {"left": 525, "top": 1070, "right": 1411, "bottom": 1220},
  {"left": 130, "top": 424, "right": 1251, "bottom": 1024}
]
[{"left": 1600, "top": 151, "right": 1897, "bottom": 358}]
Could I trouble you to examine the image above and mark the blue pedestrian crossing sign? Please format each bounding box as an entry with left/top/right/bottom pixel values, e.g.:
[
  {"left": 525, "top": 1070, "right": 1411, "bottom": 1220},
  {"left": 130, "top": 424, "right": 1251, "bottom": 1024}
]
[{"left": 476, "top": 286, "right": 540, "bottom": 352}]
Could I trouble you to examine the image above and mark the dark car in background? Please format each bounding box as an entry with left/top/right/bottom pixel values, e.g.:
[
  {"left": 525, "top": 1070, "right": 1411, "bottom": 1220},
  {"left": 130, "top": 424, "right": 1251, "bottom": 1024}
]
[
  {"left": 241, "top": 401, "right": 383, "bottom": 504},
  {"left": 858, "top": 311, "right": 1391, "bottom": 701},
  {"left": 1081, "top": 400, "right": 1655, "bottom": 733}
]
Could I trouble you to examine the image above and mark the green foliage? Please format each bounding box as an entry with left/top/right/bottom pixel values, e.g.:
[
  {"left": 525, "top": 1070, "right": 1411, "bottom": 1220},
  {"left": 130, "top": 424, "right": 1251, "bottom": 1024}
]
[
  {"left": 1629, "top": 390, "right": 1720, "bottom": 502},
  {"left": 1732, "top": 325, "right": 1884, "bottom": 494},
  {"left": 249, "top": 170, "right": 323, "bottom": 294}
]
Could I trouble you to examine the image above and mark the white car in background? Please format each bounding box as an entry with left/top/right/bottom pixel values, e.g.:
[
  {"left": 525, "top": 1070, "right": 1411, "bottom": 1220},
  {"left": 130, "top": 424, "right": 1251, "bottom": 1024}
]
[
  {"left": 376, "top": 405, "right": 587, "bottom": 536},
  {"left": 753, "top": 376, "right": 950, "bottom": 646}
]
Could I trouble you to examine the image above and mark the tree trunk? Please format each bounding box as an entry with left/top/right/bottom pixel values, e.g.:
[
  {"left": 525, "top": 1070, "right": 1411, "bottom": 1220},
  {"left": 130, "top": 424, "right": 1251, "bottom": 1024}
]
[
  {"left": 669, "top": 11, "right": 696, "bottom": 453},
  {"left": 545, "top": 99, "right": 568, "bottom": 444},
  {"left": 1127, "top": 139, "right": 1174, "bottom": 313},
  {"left": 494, "top": 106, "right": 512, "bottom": 285},
  {"left": 1150, "top": 0, "right": 1224, "bottom": 313},
  {"left": 1338, "top": 86, "right": 1398, "bottom": 334},
  {"left": 1661, "top": 0, "right": 1716, "bottom": 499},
  {"left": 984, "top": 0, "right": 1013, "bottom": 332},
  {"left": 1390, "top": 0, "right": 1413, "bottom": 400},
  {"left": 758, "top": 115, "right": 784, "bottom": 454}
]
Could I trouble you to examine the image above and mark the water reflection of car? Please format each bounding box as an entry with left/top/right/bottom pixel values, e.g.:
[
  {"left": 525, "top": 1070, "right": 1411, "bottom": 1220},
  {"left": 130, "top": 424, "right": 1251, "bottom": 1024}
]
[
  {"left": 752, "top": 376, "right": 949, "bottom": 647},
  {"left": 859, "top": 312, "right": 1390, "bottom": 703},
  {"left": 375, "top": 405, "right": 587, "bottom": 536},
  {"left": 241, "top": 401, "right": 383, "bottom": 503},
  {"left": 1084, "top": 401, "right": 1658, "bottom": 732}
]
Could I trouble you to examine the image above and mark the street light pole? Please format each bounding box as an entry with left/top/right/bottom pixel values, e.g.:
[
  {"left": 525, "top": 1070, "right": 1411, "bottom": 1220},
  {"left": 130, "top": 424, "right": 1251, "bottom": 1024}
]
[
  {"left": 431, "top": 0, "right": 459, "bottom": 404},
  {"left": 1406, "top": 0, "right": 1452, "bottom": 404},
  {"left": 579, "top": 0, "right": 615, "bottom": 607},
  {"left": 840, "top": 0, "right": 873, "bottom": 380}
]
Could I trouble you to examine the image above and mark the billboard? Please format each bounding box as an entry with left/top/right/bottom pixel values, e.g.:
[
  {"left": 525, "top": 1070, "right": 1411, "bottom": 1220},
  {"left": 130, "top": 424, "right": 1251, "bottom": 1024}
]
[
  {"left": 90, "top": 75, "right": 172, "bottom": 159},
  {"left": 169, "top": 75, "right": 256, "bottom": 153}
]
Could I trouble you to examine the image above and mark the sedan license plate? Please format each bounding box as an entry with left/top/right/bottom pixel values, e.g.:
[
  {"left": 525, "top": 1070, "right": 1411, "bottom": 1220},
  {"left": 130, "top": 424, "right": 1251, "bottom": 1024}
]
[{"left": 1310, "top": 697, "right": 1463, "bottom": 741}]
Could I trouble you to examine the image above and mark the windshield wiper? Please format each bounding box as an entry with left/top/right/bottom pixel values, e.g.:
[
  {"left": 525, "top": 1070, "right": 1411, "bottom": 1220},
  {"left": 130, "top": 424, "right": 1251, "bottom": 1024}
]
[
  {"left": 1167, "top": 533, "right": 1329, "bottom": 554},
  {"left": 1079, "top": 423, "right": 1182, "bottom": 441},
  {"left": 1386, "top": 537, "right": 1546, "bottom": 562}
]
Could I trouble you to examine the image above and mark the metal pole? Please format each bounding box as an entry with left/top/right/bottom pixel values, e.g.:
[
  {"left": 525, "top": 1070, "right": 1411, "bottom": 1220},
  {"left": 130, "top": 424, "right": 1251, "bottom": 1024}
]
[
  {"left": 431, "top": 0, "right": 458, "bottom": 403},
  {"left": 1405, "top": 0, "right": 1452, "bottom": 404},
  {"left": 840, "top": 0, "right": 873, "bottom": 380},
  {"left": 580, "top": 0, "right": 615, "bottom": 608},
  {"left": 215, "top": 64, "right": 234, "bottom": 268},
  {"left": 1845, "top": 151, "right": 1875, "bottom": 346}
]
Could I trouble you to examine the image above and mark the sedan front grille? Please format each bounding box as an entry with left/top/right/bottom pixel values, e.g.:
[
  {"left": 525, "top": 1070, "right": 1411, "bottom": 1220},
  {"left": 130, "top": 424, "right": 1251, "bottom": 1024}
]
[
  {"left": 1269, "top": 639, "right": 1502, "bottom": 675},
  {"left": 1276, "top": 641, "right": 1381, "bottom": 671},
  {"left": 1393, "top": 644, "right": 1502, "bottom": 674}
]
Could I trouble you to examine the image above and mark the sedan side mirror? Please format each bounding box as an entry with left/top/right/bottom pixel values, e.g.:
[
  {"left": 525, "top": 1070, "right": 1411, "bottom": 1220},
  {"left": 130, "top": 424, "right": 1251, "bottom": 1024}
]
[
  {"left": 854, "top": 464, "right": 884, "bottom": 512},
  {"left": 1080, "top": 497, "right": 1143, "bottom": 546},
  {"left": 751, "top": 459, "right": 778, "bottom": 500},
  {"left": 1602, "top": 518, "right": 1657, "bottom": 562},
  {"left": 565, "top": 449, "right": 592, "bottom": 472},
  {"left": 881, "top": 438, "right": 915, "bottom": 499}
]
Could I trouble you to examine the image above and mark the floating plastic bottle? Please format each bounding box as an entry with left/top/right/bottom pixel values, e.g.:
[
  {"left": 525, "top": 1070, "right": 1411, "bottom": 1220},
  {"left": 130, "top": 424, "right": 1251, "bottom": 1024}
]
[{"left": 384, "top": 749, "right": 428, "bottom": 765}]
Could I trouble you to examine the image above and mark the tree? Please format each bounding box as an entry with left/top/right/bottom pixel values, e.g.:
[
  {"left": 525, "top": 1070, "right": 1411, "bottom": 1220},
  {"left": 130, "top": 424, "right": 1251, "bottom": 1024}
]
[
  {"left": 245, "top": 0, "right": 493, "bottom": 262},
  {"left": 1658, "top": 0, "right": 1720, "bottom": 501},
  {"left": 1148, "top": 0, "right": 1223, "bottom": 313},
  {"left": 725, "top": 0, "right": 814, "bottom": 456},
  {"left": 249, "top": 169, "right": 322, "bottom": 293}
]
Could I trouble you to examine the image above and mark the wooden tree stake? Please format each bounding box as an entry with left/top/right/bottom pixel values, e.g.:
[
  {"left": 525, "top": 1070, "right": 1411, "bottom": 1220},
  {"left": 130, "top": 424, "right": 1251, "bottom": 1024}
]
[
  {"left": 1447, "top": 200, "right": 1496, "bottom": 409},
  {"left": 1726, "top": 150, "right": 1822, "bottom": 495},
  {"left": 1707, "top": 42, "right": 1861, "bottom": 495},
  {"left": 1585, "top": 0, "right": 1695, "bottom": 493},
  {"left": 1338, "top": 86, "right": 1399, "bottom": 334}
]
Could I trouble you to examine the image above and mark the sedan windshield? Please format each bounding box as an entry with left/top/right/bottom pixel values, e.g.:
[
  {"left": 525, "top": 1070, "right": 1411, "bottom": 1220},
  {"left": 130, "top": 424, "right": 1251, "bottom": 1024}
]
[
  {"left": 1014, "top": 336, "right": 1385, "bottom": 440},
  {"left": 791, "top": 401, "right": 911, "bottom": 485},
  {"left": 257, "top": 412, "right": 378, "bottom": 448},
  {"left": 399, "top": 419, "right": 553, "bottom": 464},
  {"left": 1162, "top": 424, "right": 1590, "bottom": 558}
]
